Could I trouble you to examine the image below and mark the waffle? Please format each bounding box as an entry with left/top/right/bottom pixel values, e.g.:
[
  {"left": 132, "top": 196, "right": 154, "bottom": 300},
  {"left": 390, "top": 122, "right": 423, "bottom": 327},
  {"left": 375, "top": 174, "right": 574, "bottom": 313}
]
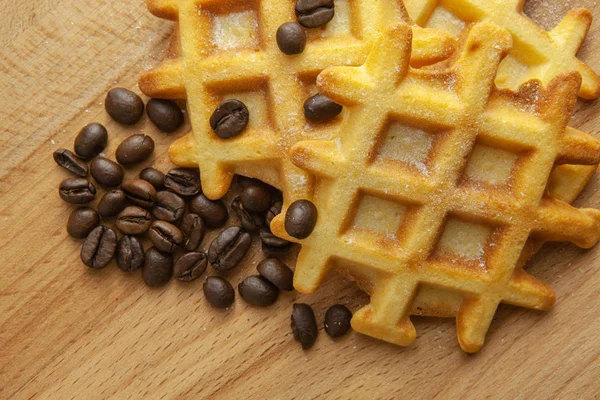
[
  {"left": 270, "top": 23, "right": 600, "bottom": 352},
  {"left": 405, "top": 0, "right": 600, "bottom": 99},
  {"left": 139, "top": 0, "right": 457, "bottom": 208}
]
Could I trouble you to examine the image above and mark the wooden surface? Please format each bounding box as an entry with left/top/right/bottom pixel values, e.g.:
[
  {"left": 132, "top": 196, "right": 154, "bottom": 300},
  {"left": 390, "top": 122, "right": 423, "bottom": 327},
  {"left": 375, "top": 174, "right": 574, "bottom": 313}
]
[{"left": 1, "top": 1, "right": 600, "bottom": 398}]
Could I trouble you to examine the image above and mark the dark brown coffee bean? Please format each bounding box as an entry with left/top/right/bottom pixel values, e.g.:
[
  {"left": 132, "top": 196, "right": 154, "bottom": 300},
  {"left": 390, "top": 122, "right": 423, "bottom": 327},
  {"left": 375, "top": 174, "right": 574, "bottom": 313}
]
[
  {"left": 180, "top": 213, "right": 206, "bottom": 251},
  {"left": 208, "top": 226, "right": 252, "bottom": 271},
  {"left": 260, "top": 229, "right": 290, "bottom": 248},
  {"left": 266, "top": 201, "right": 282, "bottom": 227},
  {"left": 231, "top": 196, "right": 263, "bottom": 232},
  {"left": 324, "top": 304, "right": 352, "bottom": 338},
  {"left": 276, "top": 22, "right": 306, "bottom": 55},
  {"left": 115, "top": 134, "right": 155, "bottom": 165},
  {"left": 295, "top": 0, "right": 334, "bottom": 28},
  {"left": 105, "top": 88, "right": 145, "bottom": 125},
  {"left": 209, "top": 99, "right": 249, "bottom": 139},
  {"left": 241, "top": 185, "right": 272, "bottom": 213},
  {"left": 67, "top": 207, "right": 100, "bottom": 239},
  {"left": 146, "top": 99, "right": 184, "bottom": 133},
  {"left": 59, "top": 178, "right": 96, "bottom": 204},
  {"left": 53, "top": 149, "right": 88, "bottom": 177},
  {"left": 90, "top": 156, "right": 124, "bottom": 187},
  {"left": 291, "top": 303, "right": 318, "bottom": 349},
  {"left": 189, "top": 194, "right": 228, "bottom": 228},
  {"left": 121, "top": 179, "right": 157, "bottom": 208},
  {"left": 174, "top": 252, "right": 208, "bottom": 282},
  {"left": 257, "top": 258, "right": 294, "bottom": 291},
  {"left": 98, "top": 189, "right": 128, "bottom": 218},
  {"left": 80, "top": 225, "right": 117, "bottom": 269},
  {"left": 149, "top": 220, "right": 184, "bottom": 253},
  {"left": 74, "top": 123, "right": 108, "bottom": 159},
  {"left": 139, "top": 167, "right": 165, "bottom": 190},
  {"left": 143, "top": 247, "right": 173, "bottom": 287},
  {"left": 285, "top": 199, "right": 318, "bottom": 239},
  {"left": 304, "top": 93, "right": 342, "bottom": 122},
  {"left": 237, "top": 176, "right": 265, "bottom": 189},
  {"left": 238, "top": 275, "right": 279, "bottom": 306},
  {"left": 116, "top": 206, "right": 152, "bottom": 235},
  {"left": 164, "top": 168, "right": 201, "bottom": 196},
  {"left": 152, "top": 191, "right": 185, "bottom": 223},
  {"left": 203, "top": 276, "right": 235, "bottom": 308},
  {"left": 116, "top": 236, "right": 145, "bottom": 272}
]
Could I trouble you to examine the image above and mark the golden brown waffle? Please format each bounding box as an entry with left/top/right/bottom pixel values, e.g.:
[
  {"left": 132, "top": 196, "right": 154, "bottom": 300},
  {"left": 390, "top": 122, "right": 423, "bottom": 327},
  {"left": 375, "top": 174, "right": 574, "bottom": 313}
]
[
  {"left": 270, "top": 22, "right": 600, "bottom": 352},
  {"left": 139, "top": 0, "right": 457, "bottom": 207},
  {"left": 405, "top": 0, "right": 600, "bottom": 99}
]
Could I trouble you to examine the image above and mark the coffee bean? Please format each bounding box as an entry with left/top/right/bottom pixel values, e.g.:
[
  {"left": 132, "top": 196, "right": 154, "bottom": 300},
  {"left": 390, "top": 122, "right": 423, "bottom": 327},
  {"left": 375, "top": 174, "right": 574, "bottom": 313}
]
[
  {"left": 231, "top": 196, "right": 263, "bottom": 232},
  {"left": 238, "top": 275, "right": 279, "bottom": 306},
  {"left": 152, "top": 191, "right": 185, "bottom": 223},
  {"left": 59, "top": 178, "right": 96, "bottom": 204},
  {"left": 116, "top": 206, "right": 152, "bottom": 235},
  {"left": 67, "top": 207, "right": 100, "bottom": 239},
  {"left": 74, "top": 123, "right": 108, "bottom": 159},
  {"left": 241, "top": 184, "right": 272, "bottom": 213},
  {"left": 121, "top": 179, "right": 157, "bottom": 208},
  {"left": 98, "top": 189, "right": 128, "bottom": 218},
  {"left": 105, "top": 88, "right": 145, "bottom": 125},
  {"left": 276, "top": 22, "right": 306, "bottom": 55},
  {"left": 116, "top": 235, "right": 145, "bottom": 272},
  {"left": 208, "top": 226, "right": 251, "bottom": 271},
  {"left": 291, "top": 303, "right": 318, "bottom": 349},
  {"left": 90, "top": 156, "right": 124, "bottom": 187},
  {"left": 203, "top": 276, "right": 235, "bottom": 308},
  {"left": 139, "top": 167, "right": 165, "bottom": 190},
  {"left": 174, "top": 252, "right": 208, "bottom": 281},
  {"left": 143, "top": 247, "right": 173, "bottom": 287},
  {"left": 209, "top": 99, "right": 249, "bottom": 139},
  {"left": 324, "top": 304, "right": 352, "bottom": 338},
  {"left": 266, "top": 201, "right": 282, "bottom": 227},
  {"left": 80, "top": 225, "right": 117, "bottom": 269},
  {"left": 116, "top": 134, "right": 155, "bottom": 165},
  {"left": 164, "top": 168, "right": 201, "bottom": 196},
  {"left": 146, "top": 99, "right": 184, "bottom": 133},
  {"left": 295, "top": 0, "right": 334, "bottom": 28},
  {"left": 257, "top": 258, "right": 294, "bottom": 291},
  {"left": 53, "top": 149, "right": 88, "bottom": 177},
  {"left": 149, "top": 220, "right": 184, "bottom": 253},
  {"left": 237, "top": 176, "right": 266, "bottom": 189},
  {"left": 260, "top": 229, "right": 290, "bottom": 248},
  {"left": 180, "top": 213, "right": 206, "bottom": 251},
  {"left": 189, "top": 194, "right": 228, "bottom": 228},
  {"left": 304, "top": 93, "right": 342, "bottom": 122},
  {"left": 285, "top": 199, "right": 318, "bottom": 239}
]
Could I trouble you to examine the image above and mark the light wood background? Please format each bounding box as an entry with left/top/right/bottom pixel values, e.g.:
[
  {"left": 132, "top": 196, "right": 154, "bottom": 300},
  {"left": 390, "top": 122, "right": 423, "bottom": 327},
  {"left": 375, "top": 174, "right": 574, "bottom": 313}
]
[{"left": 1, "top": 1, "right": 599, "bottom": 399}]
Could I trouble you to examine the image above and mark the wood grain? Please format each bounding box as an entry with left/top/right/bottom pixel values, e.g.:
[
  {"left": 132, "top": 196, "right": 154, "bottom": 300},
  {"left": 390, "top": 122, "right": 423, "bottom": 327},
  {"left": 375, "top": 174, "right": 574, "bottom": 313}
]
[{"left": 1, "top": 1, "right": 599, "bottom": 399}]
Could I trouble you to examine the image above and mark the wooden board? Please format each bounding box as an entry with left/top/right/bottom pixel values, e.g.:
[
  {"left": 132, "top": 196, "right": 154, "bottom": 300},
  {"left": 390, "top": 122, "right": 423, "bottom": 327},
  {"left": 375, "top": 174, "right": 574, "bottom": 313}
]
[{"left": 1, "top": 1, "right": 599, "bottom": 398}]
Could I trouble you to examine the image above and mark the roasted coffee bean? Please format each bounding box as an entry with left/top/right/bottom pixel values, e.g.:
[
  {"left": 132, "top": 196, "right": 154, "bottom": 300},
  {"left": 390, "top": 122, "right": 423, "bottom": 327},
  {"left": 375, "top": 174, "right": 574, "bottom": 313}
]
[
  {"left": 266, "top": 201, "right": 282, "bottom": 227},
  {"left": 146, "top": 99, "right": 184, "bottom": 133},
  {"left": 237, "top": 176, "right": 265, "bottom": 189},
  {"left": 67, "top": 207, "right": 100, "bottom": 239},
  {"left": 174, "top": 252, "right": 208, "bottom": 282},
  {"left": 276, "top": 22, "right": 306, "bottom": 55},
  {"left": 203, "top": 276, "right": 235, "bottom": 308},
  {"left": 149, "top": 220, "right": 184, "bottom": 253},
  {"left": 295, "top": 0, "right": 334, "bottom": 28},
  {"left": 59, "top": 178, "right": 96, "bottom": 204},
  {"left": 285, "top": 199, "right": 318, "bottom": 239},
  {"left": 53, "top": 149, "right": 88, "bottom": 177},
  {"left": 260, "top": 229, "right": 290, "bottom": 248},
  {"left": 152, "top": 191, "right": 185, "bottom": 223},
  {"left": 164, "top": 168, "right": 201, "bottom": 196},
  {"left": 121, "top": 179, "right": 157, "bottom": 208},
  {"left": 189, "top": 194, "right": 228, "bottom": 228},
  {"left": 115, "top": 134, "right": 155, "bottom": 165},
  {"left": 209, "top": 99, "right": 249, "bottom": 139},
  {"left": 304, "top": 93, "right": 342, "bottom": 122},
  {"left": 231, "top": 196, "right": 263, "bottom": 232},
  {"left": 257, "top": 258, "right": 294, "bottom": 291},
  {"left": 80, "top": 225, "right": 117, "bottom": 269},
  {"left": 180, "top": 213, "right": 206, "bottom": 251},
  {"left": 116, "top": 235, "right": 145, "bottom": 272},
  {"left": 241, "top": 184, "right": 272, "bottom": 213},
  {"left": 90, "top": 156, "right": 124, "bottom": 187},
  {"left": 238, "top": 275, "right": 279, "bottom": 306},
  {"left": 139, "top": 167, "right": 165, "bottom": 190},
  {"left": 105, "top": 88, "right": 145, "bottom": 125},
  {"left": 116, "top": 206, "right": 152, "bottom": 235},
  {"left": 74, "top": 123, "right": 108, "bottom": 159},
  {"left": 143, "top": 247, "right": 173, "bottom": 287},
  {"left": 208, "top": 226, "right": 252, "bottom": 271},
  {"left": 291, "top": 303, "right": 318, "bottom": 349},
  {"left": 98, "top": 189, "right": 128, "bottom": 218},
  {"left": 324, "top": 304, "right": 352, "bottom": 338}
]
